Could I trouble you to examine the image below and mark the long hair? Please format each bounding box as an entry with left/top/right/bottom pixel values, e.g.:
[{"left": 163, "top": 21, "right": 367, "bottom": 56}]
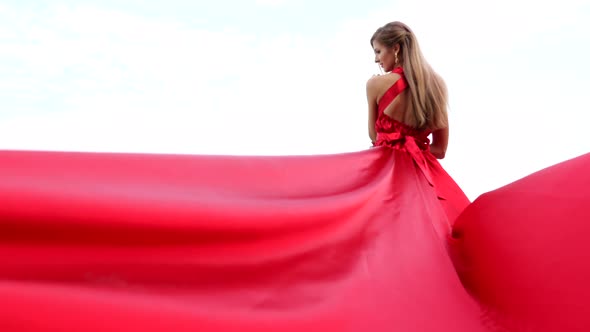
[{"left": 370, "top": 21, "right": 448, "bottom": 130}]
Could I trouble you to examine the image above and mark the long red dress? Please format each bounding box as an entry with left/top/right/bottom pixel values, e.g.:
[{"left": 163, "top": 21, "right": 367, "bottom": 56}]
[{"left": 1, "top": 68, "right": 590, "bottom": 331}]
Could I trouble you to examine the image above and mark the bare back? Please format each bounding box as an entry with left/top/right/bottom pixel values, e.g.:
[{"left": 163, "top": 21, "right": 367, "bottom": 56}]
[{"left": 373, "top": 73, "right": 415, "bottom": 128}]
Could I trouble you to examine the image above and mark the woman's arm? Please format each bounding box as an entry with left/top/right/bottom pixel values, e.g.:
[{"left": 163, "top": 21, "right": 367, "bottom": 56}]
[
  {"left": 366, "top": 77, "right": 379, "bottom": 144},
  {"left": 430, "top": 127, "right": 448, "bottom": 159}
]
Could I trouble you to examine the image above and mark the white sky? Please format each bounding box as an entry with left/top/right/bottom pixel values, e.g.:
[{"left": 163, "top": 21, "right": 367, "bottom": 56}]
[{"left": 1, "top": 0, "right": 589, "bottom": 200}]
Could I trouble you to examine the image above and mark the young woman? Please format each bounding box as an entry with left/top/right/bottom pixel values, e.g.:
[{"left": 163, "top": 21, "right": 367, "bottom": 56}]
[{"left": 367, "top": 21, "right": 448, "bottom": 159}]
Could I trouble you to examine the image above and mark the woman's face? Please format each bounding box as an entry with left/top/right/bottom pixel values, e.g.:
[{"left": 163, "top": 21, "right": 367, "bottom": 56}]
[{"left": 372, "top": 40, "right": 396, "bottom": 73}]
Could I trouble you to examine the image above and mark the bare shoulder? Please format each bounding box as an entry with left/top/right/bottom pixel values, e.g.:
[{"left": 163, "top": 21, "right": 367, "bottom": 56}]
[
  {"left": 366, "top": 75, "right": 381, "bottom": 90},
  {"left": 366, "top": 73, "right": 402, "bottom": 95}
]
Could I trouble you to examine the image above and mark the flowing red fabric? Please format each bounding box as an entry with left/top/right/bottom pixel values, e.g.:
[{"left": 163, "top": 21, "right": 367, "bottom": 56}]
[
  {"left": 1, "top": 151, "right": 590, "bottom": 332},
  {"left": 0, "top": 147, "right": 485, "bottom": 331},
  {"left": 0, "top": 147, "right": 590, "bottom": 331},
  {"left": 452, "top": 152, "right": 590, "bottom": 331}
]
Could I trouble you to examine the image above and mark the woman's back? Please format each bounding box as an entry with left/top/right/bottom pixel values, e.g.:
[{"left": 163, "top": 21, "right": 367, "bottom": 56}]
[{"left": 372, "top": 67, "right": 428, "bottom": 133}]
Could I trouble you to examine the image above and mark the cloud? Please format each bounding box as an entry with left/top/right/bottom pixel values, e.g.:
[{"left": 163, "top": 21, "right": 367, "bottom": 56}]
[{"left": 0, "top": 4, "right": 371, "bottom": 156}]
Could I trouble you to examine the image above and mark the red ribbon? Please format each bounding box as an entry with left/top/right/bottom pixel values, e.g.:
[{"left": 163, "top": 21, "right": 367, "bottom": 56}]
[{"left": 374, "top": 132, "right": 444, "bottom": 199}]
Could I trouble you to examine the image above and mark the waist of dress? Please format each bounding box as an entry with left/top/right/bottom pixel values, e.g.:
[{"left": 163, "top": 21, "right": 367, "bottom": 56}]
[
  {"left": 373, "top": 131, "right": 443, "bottom": 199},
  {"left": 374, "top": 131, "right": 430, "bottom": 150}
]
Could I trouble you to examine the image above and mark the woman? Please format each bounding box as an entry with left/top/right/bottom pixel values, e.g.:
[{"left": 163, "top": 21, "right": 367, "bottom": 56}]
[
  {"left": 367, "top": 21, "right": 447, "bottom": 159},
  {"left": 366, "top": 21, "right": 469, "bottom": 225}
]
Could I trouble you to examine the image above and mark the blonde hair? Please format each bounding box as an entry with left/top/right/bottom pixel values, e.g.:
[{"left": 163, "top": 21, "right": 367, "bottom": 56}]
[{"left": 371, "top": 21, "right": 448, "bottom": 130}]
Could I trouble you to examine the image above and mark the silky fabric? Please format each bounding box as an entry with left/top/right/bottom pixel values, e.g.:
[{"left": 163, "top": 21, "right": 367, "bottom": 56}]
[
  {"left": 0, "top": 149, "right": 485, "bottom": 332},
  {"left": 452, "top": 152, "right": 590, "bottom": 331},
  {"left": 3, "top": 150, "right": 589, "bottom": 332}
]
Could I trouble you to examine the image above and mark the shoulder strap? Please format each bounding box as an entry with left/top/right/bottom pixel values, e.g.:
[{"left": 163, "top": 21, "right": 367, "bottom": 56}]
[{"left": 378, "top": 74, "right": 408, "bottom": 113}]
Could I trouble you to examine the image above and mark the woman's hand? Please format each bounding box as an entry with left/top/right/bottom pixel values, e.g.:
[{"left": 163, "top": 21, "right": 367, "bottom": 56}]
[
  {"left": 430, "top": 144, "right": 445, "bottom": 159},
  {"left": 430, "top": 127, "right": 449, "bottom": 159}
]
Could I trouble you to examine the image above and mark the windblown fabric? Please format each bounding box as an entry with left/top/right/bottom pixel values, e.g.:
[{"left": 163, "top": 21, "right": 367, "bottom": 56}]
[
  {"left": 1, "top": 148, "right": 589, "bottom": 331},
  {"left": 452, "top": 152, "right": 590, "bottom": 331},
  {"left": 0, "top": 148, "right": 482, "bottom": 331}
]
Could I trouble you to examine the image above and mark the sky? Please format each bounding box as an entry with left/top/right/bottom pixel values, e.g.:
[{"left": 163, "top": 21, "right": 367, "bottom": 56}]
[{"left": 1, "top": 0, "right": 589, "bottom": 200}]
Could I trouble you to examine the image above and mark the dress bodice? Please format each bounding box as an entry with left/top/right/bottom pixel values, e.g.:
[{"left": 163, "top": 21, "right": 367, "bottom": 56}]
[{"left": 373, "top": 66, "right": 431, "bottom": 150}]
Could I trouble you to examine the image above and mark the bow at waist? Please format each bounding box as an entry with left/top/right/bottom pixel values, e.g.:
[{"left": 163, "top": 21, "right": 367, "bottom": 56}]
[{"left": 374, "top": 131, "right": 443, "bottom": 199}]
